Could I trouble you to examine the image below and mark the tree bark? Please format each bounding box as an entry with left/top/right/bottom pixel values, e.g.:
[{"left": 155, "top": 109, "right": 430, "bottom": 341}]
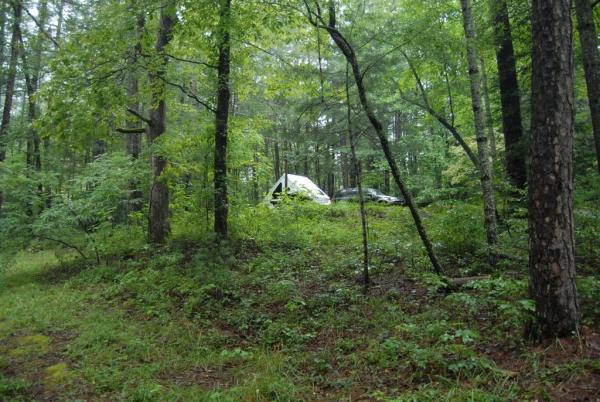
[
  {"left": 480, "top": 58, "right": 497, "bottom": 162},
  {"left": 125, "top": 9, "right": 145, "bottom": 214},
  {"left": 0, "top": 2, "right": 7, "bottom": 98},
  {"left": 22, "top": 0, "right": 47, "bottom": 176},
  {"left": 528, "top": 0, "right": 579, "bottom": 339},
  {"left": 147, "top": 3, "right": 176, "bottom": 244},
  {"left": 339, "top": 129, "right": 350, "bottom": 188},
  {"left": 310, "top": 2, "right": 445, "bottom": 276},
  {"left": 274, "top": 141, "right": 281, "bottom": 180},
  {"left": 489, "top": 0, "right": 526, "bottom": 188},
  {"left": 126, "top": 10, "right": 145, "bottom": 160},
  {"left": 460, "top": 0, "right": 498, "bottom": 248},
  {"left": 55, "top": 0, "right": 65, "bottom": 44},
  {"left": 213, "top": 0, "right": 231, "bottom": 239},
  {"left": 574, "top": 0, "right": 600, "bottom": 173},
  {"left": 346, "top": 65, "right": 369, "bottom": 293},
  {"left": 0, "top": 0, "right": 22, "bottom": 211}
]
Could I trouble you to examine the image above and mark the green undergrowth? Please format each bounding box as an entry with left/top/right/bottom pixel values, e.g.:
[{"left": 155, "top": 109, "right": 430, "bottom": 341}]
[{"left": 1, "top": 202, "right": 599, "bottom": 401}]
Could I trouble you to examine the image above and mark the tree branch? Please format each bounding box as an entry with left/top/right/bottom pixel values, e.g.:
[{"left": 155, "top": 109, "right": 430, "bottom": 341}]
[
  {"left": 127, "top": 107, "right": 151, "bottom": 125},
  {"left": 164, "top": 53, "right": 217, "bottom": 69},
  {"left": 399, "top": 52, "right": 480, "bottom": 169},
  {"left": 37, "top": 235, "right": 88, "bottom": 260},
  {"left": 157, "top": 76, "right": 217, "bottom": 113},
  {"left": 23, "top": 6, "right": 60, "bottom": 48},
  {"left": 115, "top": 127, "right": 146, "bottom": 134}
]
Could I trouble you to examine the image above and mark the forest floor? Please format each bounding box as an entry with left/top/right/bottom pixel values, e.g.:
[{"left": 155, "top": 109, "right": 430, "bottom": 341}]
[{"left": 1, "top": 202, "right": 599, "bottom": 401}]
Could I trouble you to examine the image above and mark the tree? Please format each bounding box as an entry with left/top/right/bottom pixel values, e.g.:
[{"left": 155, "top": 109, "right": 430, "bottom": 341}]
[
  {"left": 528, "top": 0, "right": 579, "bottom": 339},
  {"left": 147, "top": 3, "right": 177, "bottom": 244},
  {"left": 21, "top": 0, "right": 49, "bottom": 178},
  {"left": 304, "top": 0, "right": 445, "bottom": 277},
  {"left": 480, "top": 58, "right": 497, "bottom": 162},
  {"left": 0, "top": 0, "right": 22, "bottom": 211},
  {"left": 574, "top": 0, "right": 600, "bottom": 173},
  {"left": 489, "top": 0, "right": 526, "bottom": 188},
  {"left": 0, "top": 2, "right": 7, "bottom": 93},
  {"left": 346, "top": 64, "right": 369, "bottom": 293},
  {"left": 214, "top": 0, "right": 232, "bottom": 239},
  {"left": 459, "top": 0, "right": 498, "bottom": 249},
  {"left": 125, "top": 8, "right": 145, "bottom": 213}
]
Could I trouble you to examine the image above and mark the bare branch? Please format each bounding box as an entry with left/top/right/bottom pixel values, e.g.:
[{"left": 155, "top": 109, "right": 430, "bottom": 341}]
[
  {"left": 23, "top": 6, "right": 60, "bottom": 48},
  {"left": 164, "top": 53, "right": 217, "bottom": 69},
  {"left": 157, "top": 76, "right": 217, "bottom": 113},
  {"left": 37, "top": 235, "right": 88, "bottom": 260},
  {"left": 127, "top": 108, "right": 151, "bottom": 125},
  {"left": 115, "top": 127, "right": 146, "bottom": 134}
]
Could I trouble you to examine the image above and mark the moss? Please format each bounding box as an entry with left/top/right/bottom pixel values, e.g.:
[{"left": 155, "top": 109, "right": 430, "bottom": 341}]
[
  {"left": 9, "top": 334, "right": 51, "bottom": 357},
  {"left": 44, "top": 362, "right": 69, "bottom": 386}
]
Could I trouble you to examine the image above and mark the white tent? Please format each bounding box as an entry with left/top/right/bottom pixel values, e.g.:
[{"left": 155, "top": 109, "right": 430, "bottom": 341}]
[{"left": 265, "top": 174, "right": 331, "bottom": 205}]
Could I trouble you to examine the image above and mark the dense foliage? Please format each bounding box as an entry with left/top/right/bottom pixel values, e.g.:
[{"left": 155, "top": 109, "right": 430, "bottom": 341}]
[{"left": 0, "top": 0, "right": 599, "bottom": 400}]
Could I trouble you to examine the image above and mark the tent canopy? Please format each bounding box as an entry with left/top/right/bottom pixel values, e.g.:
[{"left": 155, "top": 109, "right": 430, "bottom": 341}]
[{"left": 265, "top": 174, "right": 331, "bottom": 205}]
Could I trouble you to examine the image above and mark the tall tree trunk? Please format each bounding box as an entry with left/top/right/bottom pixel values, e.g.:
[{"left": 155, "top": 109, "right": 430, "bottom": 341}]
[
  {"left": 315, "top": 144, "right": 321, "bottom": 187},
  {"left": 574, "top": 0, "right": 600, "bottom": 173},
  {"left": 0, "top": 0, "right": 22, "bottom": 211},
  {"left": 252, "top": 153, "right": 259, "bottom": 203},
  {"left": 22, "top": 0, "right": 47, "bottom": 175},
  {"left": 126, "top": 10, "right": 144, "bottom": 160},
  {"left": 346, "top": 65, "right": 369, "bottom": 293},
  {"left": 460, "top": 0, "right": 498, "bottom": 249},
  {"left": 0, "top": 2, "right": 7, "bottom": 99},
  {"left": 489, "top": 0, "right": 526, "bottom": 188},
  {"left": 274, "top": 141, "right": 281, "bottom": 180},
  {"left": 383, "top": 169, "right": 390, "bottom": 193},
  {"left": 126, "top": 9, "right": 145, "bottom": 213},
  {"left": 528, "top": 0, "right": 579, "bottom": 339},
  {"left": 313, "top": 2, "right": 445, "bottom": 276},
  {"left": 148, "top": 4, "right": 176, "bottom": 244},
  {"left": 339, "top": 129, "right": 350, "bottom": 188},
  {"left": 55, "top": 0, "right": 65, "bottom": 44},
  {"left": 213, "top": 0, "right": 231, "bottom": 239},
  {"left": 480, "top": 58, "right": 497, "bottom": 162}
]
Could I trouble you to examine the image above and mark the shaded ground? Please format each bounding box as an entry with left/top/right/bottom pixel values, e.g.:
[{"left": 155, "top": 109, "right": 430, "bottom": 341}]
[{"left": 1, "top": 204, "right": 599, "bottom": 401}]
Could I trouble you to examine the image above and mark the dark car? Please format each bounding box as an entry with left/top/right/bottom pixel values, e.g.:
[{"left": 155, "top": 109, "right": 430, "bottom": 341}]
[{"left": 332, "top": 188, "right": 405, "bottom": 205}]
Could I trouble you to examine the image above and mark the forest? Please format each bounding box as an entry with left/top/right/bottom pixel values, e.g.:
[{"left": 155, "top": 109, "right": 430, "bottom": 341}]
[{"left": 0, "top": 0, "right": 599, "bottom": 400}]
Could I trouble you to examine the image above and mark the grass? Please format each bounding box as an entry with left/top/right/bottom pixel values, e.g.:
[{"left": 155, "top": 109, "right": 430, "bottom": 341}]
[{"left": 0, "top": 202, "right": 599, "bottom": 401}]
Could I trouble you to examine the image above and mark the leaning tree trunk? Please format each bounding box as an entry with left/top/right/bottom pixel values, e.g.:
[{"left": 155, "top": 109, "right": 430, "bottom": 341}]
[
  {"left": 489, "top": 0, "right": 526, "bottom": 188},
  {"left": 0, "top": 0, "right": 22, "bottom": 211},
  {"left": 148, "top": 4, "right": 176, "bottom": 244},
  {"left": 460, "top": 0, "right": 498, "bottom": 249},
  {"left": 312, "top": 2, "right": 445, "bottom": 276},
  {"left": 528, "top": 0, "right": 579, "bottom": 340},
  {"left": 213, "top": 0, "right": 232, "bottom": 239},
  {"left": 574, "top": 0, "right": 600, "bottom": 174}
]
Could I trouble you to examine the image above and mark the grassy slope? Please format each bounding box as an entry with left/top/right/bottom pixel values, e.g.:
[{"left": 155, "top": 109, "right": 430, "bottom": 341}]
[{"left": 1, "top": 203, "right": 599, "bottom": 401}]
